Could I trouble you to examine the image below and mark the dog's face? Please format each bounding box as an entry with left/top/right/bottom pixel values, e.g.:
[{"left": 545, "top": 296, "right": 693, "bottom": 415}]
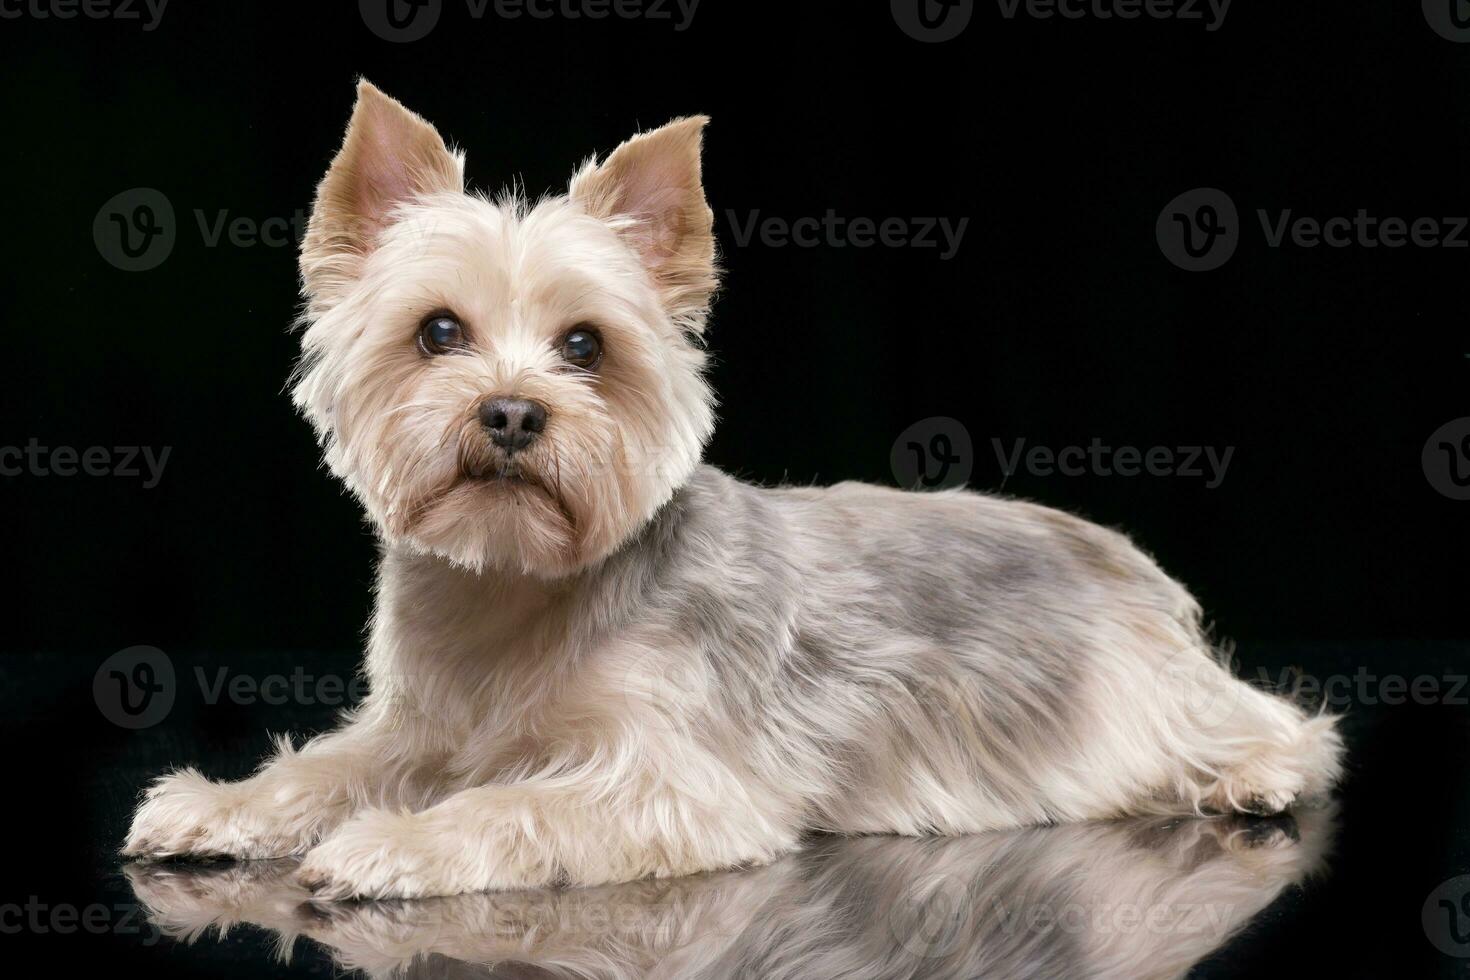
[{"left": 293, "top": 81, "right": 717, "bottom": 577}]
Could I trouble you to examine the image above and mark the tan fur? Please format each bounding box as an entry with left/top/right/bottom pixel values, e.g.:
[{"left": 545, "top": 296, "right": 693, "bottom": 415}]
[{"left": 301, "top": 81, "right": 466, "bottom": 312}]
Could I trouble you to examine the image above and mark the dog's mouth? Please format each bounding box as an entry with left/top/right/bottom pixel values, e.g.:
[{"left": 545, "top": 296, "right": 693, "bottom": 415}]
[
  {"left": 463, "top": 460, "right": 537, "bottom": 486},
  {"left": 465, "top": 453, "right": 578, "bottom": 522},
  {"left": 396, "top": 422, "right": 583, "bottom": 549},
  {"left": 463, "top": 446, "right": 570, "bottom": 495},
  {"left": 404, "top": 458, "right": 572, "bottom": 530}
]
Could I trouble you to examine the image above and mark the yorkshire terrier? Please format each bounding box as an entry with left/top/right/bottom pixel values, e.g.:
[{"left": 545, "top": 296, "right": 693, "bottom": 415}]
[{"left": 124, "top": 81, "right": 1342, "bottom": 900}]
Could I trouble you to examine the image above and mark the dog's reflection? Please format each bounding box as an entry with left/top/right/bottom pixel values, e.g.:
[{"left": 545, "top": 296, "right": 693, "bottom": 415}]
[{"left": 126, "top": 807, "right": 1333, "bottom": 980}]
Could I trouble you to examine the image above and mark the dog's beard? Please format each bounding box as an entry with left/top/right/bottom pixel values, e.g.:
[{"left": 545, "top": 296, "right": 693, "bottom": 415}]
[
  {"left": 455, "top": 427, "right": 564, "bottom": 503},
  {"left": 355, "top": 385, "right": 700, "bottom": 579},
  {"left": 398, "top": 420, "right": 582, "bottom": 575}
]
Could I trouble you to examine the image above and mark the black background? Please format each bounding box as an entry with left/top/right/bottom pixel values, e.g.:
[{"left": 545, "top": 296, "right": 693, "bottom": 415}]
[{"left": 3, "top": 1, "right": 1469, "bottom": 976}]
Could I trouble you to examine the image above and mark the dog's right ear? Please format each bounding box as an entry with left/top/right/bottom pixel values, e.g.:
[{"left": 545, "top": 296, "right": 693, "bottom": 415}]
[{"left": 300, "top": 79, "right": 464, "bottom": 310}]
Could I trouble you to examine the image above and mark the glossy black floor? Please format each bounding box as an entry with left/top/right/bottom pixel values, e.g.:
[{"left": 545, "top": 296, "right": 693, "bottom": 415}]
[{"left": 2, "top": 642, "right": 1466, "bottom": 978}]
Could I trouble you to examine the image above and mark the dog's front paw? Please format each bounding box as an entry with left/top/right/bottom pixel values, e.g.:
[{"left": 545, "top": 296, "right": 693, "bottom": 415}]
[
  {"left": 123, "top": 769, "right": 309, "bottom": 861},
  {"left": 296, "top": 809, "right": 472, "bottom": 901}
]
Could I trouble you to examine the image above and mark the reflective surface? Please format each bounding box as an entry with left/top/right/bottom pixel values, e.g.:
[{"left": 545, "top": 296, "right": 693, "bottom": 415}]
[
  {"left": 125, "top": 810, "right": 1332, "bottom": 980},
  {"left": 6, "top": 644, "right": 1468, "bottom": 976}
]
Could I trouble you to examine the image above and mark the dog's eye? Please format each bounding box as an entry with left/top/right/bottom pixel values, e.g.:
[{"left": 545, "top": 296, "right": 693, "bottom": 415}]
[
  {"left": 560, "top": 328, "right": 602, "bottom": 369},
  {"left": 418, "top": 315, "right": 465, "bottom": 355}
]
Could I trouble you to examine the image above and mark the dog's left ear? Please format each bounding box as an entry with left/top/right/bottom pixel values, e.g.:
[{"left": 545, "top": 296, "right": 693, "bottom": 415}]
[
  {"left": 301, "top": 79, "right": 465, "bottom": 311},
  {"left": 570, "top": 116, "right": 717, "bottom": 323}
]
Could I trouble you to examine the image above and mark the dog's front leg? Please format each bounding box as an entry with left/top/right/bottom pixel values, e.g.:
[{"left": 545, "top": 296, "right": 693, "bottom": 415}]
[
  {"left": 296, "top": 752, "right": 798, "bottom": 901},
  {"left": 124, "top": 717, "right": 404, "bottom": 861}
]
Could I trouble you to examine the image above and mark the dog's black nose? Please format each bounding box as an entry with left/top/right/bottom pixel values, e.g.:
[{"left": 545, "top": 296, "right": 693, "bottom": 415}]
[{"left": 479, "top": 397, "right": 548, "bottom": 452}]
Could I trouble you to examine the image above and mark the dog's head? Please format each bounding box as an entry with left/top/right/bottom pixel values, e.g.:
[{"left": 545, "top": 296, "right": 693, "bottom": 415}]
[{"left": 293, "top": 81, "right": 717, "bottom": 577}]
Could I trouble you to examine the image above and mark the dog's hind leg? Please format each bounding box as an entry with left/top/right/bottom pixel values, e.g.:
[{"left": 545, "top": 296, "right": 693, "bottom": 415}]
[{"left": 1150, "top": 645, "right": 1344, "bottom": 816}]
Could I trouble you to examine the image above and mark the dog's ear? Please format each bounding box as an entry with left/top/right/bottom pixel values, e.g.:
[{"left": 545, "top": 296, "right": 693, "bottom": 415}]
[
  {"left": 570, "top": 116, "right": 717, "bottom": 323},
  {"left": 300, "top": 79, "right": 464, "bottom": 309}
]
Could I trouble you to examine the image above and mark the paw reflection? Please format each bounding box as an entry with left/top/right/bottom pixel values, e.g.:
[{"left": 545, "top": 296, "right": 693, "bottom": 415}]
[{"left": 126, "top": 806, "right": 1335, "bottom": 979}]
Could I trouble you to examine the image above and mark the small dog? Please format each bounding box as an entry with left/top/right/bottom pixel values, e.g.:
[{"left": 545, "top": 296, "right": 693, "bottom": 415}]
[{"left": 124, "top": 80, "right": 1343, "bottom": 900}]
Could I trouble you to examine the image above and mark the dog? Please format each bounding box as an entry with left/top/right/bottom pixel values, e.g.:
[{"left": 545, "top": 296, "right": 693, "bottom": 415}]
[{"left": 123, "top": 80, "right": 1343, "bottom": 901}]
